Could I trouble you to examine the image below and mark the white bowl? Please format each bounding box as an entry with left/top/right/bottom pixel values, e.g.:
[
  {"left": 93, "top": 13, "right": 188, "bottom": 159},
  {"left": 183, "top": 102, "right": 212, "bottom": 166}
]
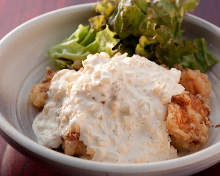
[{"left": 0, "top": 3, "right": 220, "bottom": 176}]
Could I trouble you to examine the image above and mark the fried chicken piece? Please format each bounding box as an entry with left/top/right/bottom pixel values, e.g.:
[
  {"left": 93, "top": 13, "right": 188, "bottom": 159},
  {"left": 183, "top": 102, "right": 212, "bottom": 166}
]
[
  {"left": 29, "top": 82, "right": 50, "bottom": 109},
  {"left": 62, "top": 126, "right": 92, "bottom": 159},
  {"left": 166, "top": 92, "right": 210, "bottom": 152},
  {"left": 29, "top": 67, "right": 56, "bottom": 109},
  {"left": 180, "top": 69, "right": 211, "bottom": 102}
]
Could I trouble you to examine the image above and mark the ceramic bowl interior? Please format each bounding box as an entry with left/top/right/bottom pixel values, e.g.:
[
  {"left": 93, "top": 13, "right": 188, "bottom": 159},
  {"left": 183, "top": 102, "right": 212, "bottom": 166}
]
[{"left": 0, "top": 3, "right": 220, "bottom": 176}]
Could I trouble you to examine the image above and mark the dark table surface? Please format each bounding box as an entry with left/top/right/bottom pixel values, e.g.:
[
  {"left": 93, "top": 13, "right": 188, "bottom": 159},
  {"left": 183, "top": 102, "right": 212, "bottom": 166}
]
[{"left": 0, "top": 0, "right": 220, "bottom": 175}]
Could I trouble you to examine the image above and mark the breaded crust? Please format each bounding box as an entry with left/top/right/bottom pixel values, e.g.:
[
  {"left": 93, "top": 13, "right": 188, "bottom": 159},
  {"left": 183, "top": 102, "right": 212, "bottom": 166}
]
[
  {"left": 29, "top": 67, "right": 56, "bottom": 109},
  {"left": 166, "top": 92, "right": 210, "bottom": 152},
  {"left": 180, "top": 69, "right": 211, "bottom": 103},
  {"left": 62, "top": 126, "right": 92, "bottom": 159}
]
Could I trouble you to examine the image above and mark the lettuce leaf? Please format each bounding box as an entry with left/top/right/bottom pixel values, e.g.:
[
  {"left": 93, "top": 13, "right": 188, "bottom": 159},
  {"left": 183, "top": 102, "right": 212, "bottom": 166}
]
[
  {"left": 89, "top": 15, "right": 106, "bottom": 31},
  {"left": 48, "top": 25, "right": 119, "bottom": 70},
  {"left": 89, "top": 0, "right": 120, "bottom": 31},
  {"left": 155, "top": 38, "right": 218, "bottom": 72},
  {"left": 103, "top": 0, "right": 217, "bottom": 72},
  {"left": 108, "top": 0, "right": 147, "bottom": 39},
  {"left": 95, "top": 0, "right": 120, "bottom": 17},
  {"left": 109, "top": 0, "right": 200, "bottom": 40}
]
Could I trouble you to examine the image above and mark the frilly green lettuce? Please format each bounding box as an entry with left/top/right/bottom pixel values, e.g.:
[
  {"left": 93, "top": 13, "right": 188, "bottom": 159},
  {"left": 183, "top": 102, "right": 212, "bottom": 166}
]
[
  {"left": 106, "top": 0, "right": 216, "bottom": 72},
  {"left": 95, "top": 0, "right": 120, "bottom": 17},
  {"left": 48, "top": 25, "right": 119, "bottom": 70},
  {"left": 108, "top": 0, "right": 200, "bottom": 40},
  {"left": 49, "top": 0, "right": 217, "bottom": 72},
  {"left": 89, "top": 0, "right": 120, "bottom": 31},
  {"left": 155, "top": 38, "right": 218, "bottom": 72}
]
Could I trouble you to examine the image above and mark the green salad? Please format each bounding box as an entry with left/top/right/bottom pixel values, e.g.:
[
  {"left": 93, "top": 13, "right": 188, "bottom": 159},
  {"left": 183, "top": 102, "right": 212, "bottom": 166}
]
[{"left": 48, "top": 0, "right": 218, "bottom": 72}]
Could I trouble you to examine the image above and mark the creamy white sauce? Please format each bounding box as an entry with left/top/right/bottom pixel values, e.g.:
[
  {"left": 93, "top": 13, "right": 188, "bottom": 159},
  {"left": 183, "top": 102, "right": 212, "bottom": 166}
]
[{"left": 33, "top": 52, "right": 184, "bottom": 163}]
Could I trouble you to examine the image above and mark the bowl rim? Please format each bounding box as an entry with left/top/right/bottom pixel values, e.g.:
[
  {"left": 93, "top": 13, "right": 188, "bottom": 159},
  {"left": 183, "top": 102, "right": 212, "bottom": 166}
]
[{"left": 0, "top": 2, "right": 220, "bottom": 174}]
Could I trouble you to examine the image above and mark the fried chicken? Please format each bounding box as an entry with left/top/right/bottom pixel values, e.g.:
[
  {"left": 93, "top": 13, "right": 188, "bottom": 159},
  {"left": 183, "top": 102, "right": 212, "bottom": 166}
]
[
  {"left": 62, "top": 126, "right": 92, "bottom": 159},
  {"left": 180, "top": 69, "right": 211, "bottom": 103},
  {"left": 29, "top": 67, "right": 56, "bottom": 109},
  {"left": 30, "top": 66, "right": 212, "bottom": 156},
  {"left": 166, "top": 92, "right": 210, "bottom": 152}
]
